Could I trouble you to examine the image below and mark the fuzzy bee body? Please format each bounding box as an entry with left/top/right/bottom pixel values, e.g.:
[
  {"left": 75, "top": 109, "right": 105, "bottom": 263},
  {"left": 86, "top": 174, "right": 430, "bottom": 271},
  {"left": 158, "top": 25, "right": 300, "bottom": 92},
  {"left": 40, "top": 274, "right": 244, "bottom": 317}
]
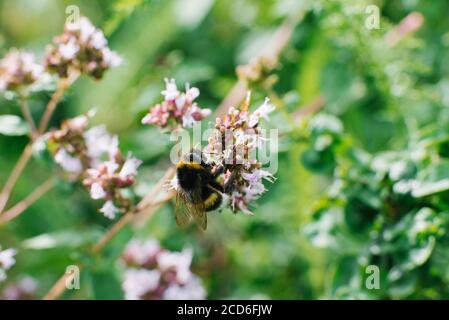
[{"left": 175, "top": 150, "right": 223, "bottom": 229}]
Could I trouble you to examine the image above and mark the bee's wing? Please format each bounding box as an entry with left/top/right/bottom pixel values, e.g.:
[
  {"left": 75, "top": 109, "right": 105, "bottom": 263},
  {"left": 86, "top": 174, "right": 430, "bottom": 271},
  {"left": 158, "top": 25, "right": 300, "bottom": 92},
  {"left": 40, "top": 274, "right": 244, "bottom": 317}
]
[
  {"left": 175, "top": 191, "right": 194, "bottom": 228},
  {"left": 175, "top": 189, "right": 207, "bottom": 230},
  {"left": 189, "top": 187, "right": 208, "bottom": 230},
  {"left": 191, "top": 203, "right": 207, "bottom": 230}
]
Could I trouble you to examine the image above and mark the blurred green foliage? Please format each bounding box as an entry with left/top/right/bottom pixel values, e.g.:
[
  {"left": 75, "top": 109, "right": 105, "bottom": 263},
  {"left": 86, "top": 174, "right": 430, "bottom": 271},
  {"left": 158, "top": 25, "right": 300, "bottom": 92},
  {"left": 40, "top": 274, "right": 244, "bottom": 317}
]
[{"left": 1, "top": 0, "right": 449, "bottom": 299}]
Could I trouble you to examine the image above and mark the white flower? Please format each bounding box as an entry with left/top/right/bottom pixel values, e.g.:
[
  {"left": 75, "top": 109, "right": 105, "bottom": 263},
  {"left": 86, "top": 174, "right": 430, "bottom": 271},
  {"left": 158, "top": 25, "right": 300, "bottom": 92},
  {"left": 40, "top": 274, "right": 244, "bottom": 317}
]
[
  {"left": 0, "top": 248, "right": 17, "bottom": 270},
  {"left": 181, "top": 108, "right": 197, "bottom": 128},
  {"left": 0, "top": 78, "right": 6, "bottom": 92},
  {"left": 185, "top": 86, "right": 200, "bottom": 101},
  {"left": 69, "top": 115, "right": 89, "bottom": 130},
  {"left": 255, "top": 98, "right": 275, "bottom": 120},
  {"left": 103, "top": 49, "right": 122, "bottom": 67},
  {"left": 90, "top": 182, "right": 106, "bottom": 200},
  {"left": 78, "top": 17, "right": 96, "bottom": 43},
  {"left": 123, "top": 268, "right": 161, "bottom": 300},
  {"left": 104, "top": 160, "right": 119, "bottom": 175},
  {"left": 249, "top": 98, "right": 275, "bottom": 127},
  {"left": 91, "top": 30, "right": 107, "bottom": 49},
  {"left": 124, "top": 240, "right": 160, "bottom": 265},
  {"left": 54, "top": 148, "right": 83, "bottom": 174},
  {"left": 86, "top": 167, "right": 101, "bottom": 179},
  {"left": 100, "top": 200, "right": 119, "bottom": 219},
  {"left": 59, "top": 39, "right": 80, "bottom": 60},
  {"left": 119, "top": 156, "right": 142, "bottom": 179},
  {"left": 175, "top": 94, "right": 186, "bottom": 110},
  {"left": 84, "top": 126, "right": 119, "bottom": 161},
  {"left": 108, "top": 135, "right": 120, "bottom": 159},
  {"left": 163, "top": 276, "right": 206, "bottom": 300},
  {"left": 21, "top": 53, "right": 44, "bottom": 78},
  {"left": 156, "top": 248, "right": 193, "bottom": 283},
  {"left": 18, "top": 277, "right": 38, "bottom": 294},
  {"left": 161, "top": 78, "right": 179, "bottom": 101}
]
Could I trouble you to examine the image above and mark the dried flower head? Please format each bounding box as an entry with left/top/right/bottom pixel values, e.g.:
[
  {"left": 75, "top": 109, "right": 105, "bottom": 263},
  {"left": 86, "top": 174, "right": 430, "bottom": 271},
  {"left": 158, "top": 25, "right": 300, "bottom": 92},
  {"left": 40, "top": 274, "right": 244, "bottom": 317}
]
[
  {"left": 45, "top": 16, "right": 122, "bottom": 79},
  {"left": 141, "top": 78, "right": 211, "bottom": 129},
  {"left": 48, "top": 114, "right": 141, "bottom": 219},
  {"left": 0, "top": 246, "right": 17, "bottom": 282},
  {"left": 236, "top": 55, "right": 278, "bottom": 86},
  {"left": 121, "top": 239, "right": 206, "bottom": 300},
  {"left": 0, "top": 48, "right": 47, "bottom": 94}
]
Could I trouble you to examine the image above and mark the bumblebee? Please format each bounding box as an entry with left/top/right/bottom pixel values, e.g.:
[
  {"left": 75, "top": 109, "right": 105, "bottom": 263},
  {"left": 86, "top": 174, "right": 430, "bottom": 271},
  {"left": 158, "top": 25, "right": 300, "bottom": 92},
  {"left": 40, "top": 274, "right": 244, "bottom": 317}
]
[{"left": 175, "top": 149, "right": 224, "bottom": 230}]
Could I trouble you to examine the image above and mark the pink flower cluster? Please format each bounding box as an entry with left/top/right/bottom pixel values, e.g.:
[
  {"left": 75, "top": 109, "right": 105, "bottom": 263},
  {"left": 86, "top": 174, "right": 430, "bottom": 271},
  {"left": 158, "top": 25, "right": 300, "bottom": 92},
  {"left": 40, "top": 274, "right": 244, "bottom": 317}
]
[
  {"left": 0, "top": 245, "right": 16, "bottom": 283},
  {"left": 0, "top": 277, "right": 37, "bottom": 300},
  {"left": 121, "top": 239, "right": 206, "bottom": 300},
  {"left": 48, "top": 114, "right": 141, "bottom": 219},
  {"left": 0, "top": 48, "right": 47, "bottom": 94},
  {"left": 83, "top": 154, "right": 141, "bottom": 219},
  {"left": 45, "top": 16, "right": 121, "bottom": 79},
  {"left": 141, "top": 78, "right": 211, "bottom": 128},
  {"left": 203, "top": 94, "right": 276, "bottom": 214}
]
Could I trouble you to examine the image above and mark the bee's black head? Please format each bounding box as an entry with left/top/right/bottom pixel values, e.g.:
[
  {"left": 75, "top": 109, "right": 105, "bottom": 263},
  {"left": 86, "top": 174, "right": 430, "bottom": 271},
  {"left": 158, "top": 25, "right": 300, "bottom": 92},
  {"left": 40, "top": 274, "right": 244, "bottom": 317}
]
[
  {"left": 177, "top": 149, "right": 204, "bottom": 191},
  {"left": 177, "top": 164, "right": 200, "bottom": 191}
]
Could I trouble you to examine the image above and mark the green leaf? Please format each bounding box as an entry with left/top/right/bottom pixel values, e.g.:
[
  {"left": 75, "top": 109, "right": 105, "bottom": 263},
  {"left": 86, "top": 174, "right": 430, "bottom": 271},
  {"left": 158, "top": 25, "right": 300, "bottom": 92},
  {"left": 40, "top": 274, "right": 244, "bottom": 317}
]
[
  {"left": 408, "top": 237, "right": 436, "bottom": 267},
  {"left": 301, "top": 148, "right": 336, "bottom": 174},
  {"left": 387, "top": 271, "right": 418, "bottom": 299},
  {"left": 22, "top": 229, "right": 102, "bottom": 250},
  {"left": 0, "top": 115, "right": 28, "bottom": 136},
  {"left": 91, "top": 268, "right": 124, "bottom": 300},
  {"left": 412, "top": 160, "right": 449, "bottom": 197}
]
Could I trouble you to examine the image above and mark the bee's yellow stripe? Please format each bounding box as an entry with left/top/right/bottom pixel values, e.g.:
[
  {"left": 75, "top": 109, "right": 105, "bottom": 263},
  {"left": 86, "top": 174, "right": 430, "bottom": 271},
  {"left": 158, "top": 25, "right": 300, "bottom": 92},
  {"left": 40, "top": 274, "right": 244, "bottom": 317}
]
[
  {"left": 204, "top": 192, "right": 218, "bottom": 209},
  {"left": 177, "top": 160, "right": 204, "bottom": 170}
]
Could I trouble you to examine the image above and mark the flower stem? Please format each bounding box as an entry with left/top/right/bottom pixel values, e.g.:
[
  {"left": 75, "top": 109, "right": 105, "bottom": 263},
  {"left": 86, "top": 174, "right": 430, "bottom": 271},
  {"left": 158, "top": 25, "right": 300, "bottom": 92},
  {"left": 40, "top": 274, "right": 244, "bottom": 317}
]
[
  {"left": 92, "top": 167, "right": 176, "bottom": 254},
  {"left": 0, "top": 178, "right": 54, "bottom": 226},
  {"left": 18, "top": 97, "right": 38, "bottom": 140},
  {"left": 0, "top": 144, "right": 33, "bottom": 213},
  {"left": 42, "top": 271, "right": 74, "bottom": 300},
  {"left": 38, "top": 76, "right": 75, "bottom": 134},
  {"left": 0, "top": 77, "right": 75, "bottom": 215}
]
